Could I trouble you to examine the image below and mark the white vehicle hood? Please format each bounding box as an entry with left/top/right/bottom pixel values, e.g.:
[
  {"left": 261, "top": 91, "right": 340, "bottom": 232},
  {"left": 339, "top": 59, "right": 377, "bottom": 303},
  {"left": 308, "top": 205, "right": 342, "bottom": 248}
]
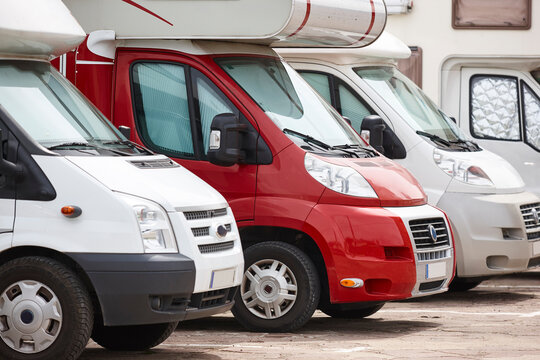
[{"left": 67, "top": 155, "right": 227, "bottom": 212}]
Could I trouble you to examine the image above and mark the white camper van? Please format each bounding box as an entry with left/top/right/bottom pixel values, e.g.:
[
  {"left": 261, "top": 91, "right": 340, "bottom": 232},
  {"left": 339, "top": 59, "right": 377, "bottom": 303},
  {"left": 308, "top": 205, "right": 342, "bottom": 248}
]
[
  {"left": 385, "top": 0, "right": 540, "bottom": 197},
  {"left": 0, "top": 1, "right": 243, "bottom": 359},
  {"left": 278, "top": 32, "right": 540, "bottom": 290}
]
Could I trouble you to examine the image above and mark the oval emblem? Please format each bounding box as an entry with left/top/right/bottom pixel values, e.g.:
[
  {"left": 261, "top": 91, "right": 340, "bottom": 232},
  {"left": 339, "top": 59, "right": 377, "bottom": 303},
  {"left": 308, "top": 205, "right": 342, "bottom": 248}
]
[
  {"left": 428, "top": 224, "right": 438, "bottom": 243},
  {"left": 532, "top": 208, "right": 540, "bottom": 226},
  {"left": 216, "top": 224, "right": 228, "bottom": 238}
]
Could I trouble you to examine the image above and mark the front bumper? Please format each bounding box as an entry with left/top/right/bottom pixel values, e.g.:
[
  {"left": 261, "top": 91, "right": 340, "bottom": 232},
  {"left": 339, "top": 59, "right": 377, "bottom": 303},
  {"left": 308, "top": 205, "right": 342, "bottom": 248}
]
[
  {"left": 69, "top": 253, "right": 236, "bottom": 326},
  {"left": 437, "top": 192, "right": 540, "bottom": 277}
]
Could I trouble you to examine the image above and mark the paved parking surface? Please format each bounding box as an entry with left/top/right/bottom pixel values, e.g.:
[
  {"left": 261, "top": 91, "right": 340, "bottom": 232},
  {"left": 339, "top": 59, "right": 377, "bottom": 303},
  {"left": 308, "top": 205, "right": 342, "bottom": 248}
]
[{"left": 81, "top": 269, "right": 540, "bottom": 359}]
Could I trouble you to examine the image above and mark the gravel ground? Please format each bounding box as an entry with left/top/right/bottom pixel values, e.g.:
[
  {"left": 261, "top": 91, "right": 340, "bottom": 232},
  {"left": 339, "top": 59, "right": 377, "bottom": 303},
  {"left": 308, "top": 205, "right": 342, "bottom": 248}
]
[{"left": 81, "top": 269, "right": 540, "bottom": 360}]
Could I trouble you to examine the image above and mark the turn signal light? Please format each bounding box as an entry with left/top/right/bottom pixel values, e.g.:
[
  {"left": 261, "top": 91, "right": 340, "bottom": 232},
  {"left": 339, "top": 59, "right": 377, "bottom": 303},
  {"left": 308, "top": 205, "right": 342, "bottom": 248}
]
[
  {"left": 340, "top": 278, "right": 364, "bottom": 288},
  {"left": 61, "top": 206, "right": 82, "bottom": 218}
]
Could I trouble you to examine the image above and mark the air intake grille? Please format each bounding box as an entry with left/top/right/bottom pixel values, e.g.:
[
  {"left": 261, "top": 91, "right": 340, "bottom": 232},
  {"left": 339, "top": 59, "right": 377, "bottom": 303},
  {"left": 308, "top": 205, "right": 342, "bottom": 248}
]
[
  {"left": 192, "top": 224, "right": 232, "bottom": 237},
  {"left": 184, "top": 208, "right": 227, "bottom": 221},
  {"left": 409, "top": 218, "right": 450, "bottom": 249},
  {"left": 520, "top": 203, "right": 540, "bottom": 231},
  {"left": 417, "top": 249, "right": 450, "bottom": 262},
  {"left": 199, "top": 241, "right": 235, "bottom": 254},
  {"left": 129, "top": 159, "right": 179, "bottom": 168}
]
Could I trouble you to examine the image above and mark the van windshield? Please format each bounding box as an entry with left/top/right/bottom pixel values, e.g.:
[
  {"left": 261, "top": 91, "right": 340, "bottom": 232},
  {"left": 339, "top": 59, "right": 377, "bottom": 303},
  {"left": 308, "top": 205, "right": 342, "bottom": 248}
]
[
  {"left": 216, "top": 57, "right": 367, "bottom": 150},
  {"left": 354, "top": 66, "right": 470, "bottom": 143},
  {"left": 0, "top": 60, "right": 145, "bottom": 155}
]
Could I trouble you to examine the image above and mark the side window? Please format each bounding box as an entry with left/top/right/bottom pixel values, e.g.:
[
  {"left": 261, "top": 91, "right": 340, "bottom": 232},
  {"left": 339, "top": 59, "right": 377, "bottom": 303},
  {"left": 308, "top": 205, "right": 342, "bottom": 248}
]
[
  {"left": 521, "top": 82, "right": 540, "bottom": 151},
  {"left": 452, "top": 0, "right": 531, "bottom": 30},
  {"left": 192, "top": 69, "right": 240, "bottom": 154},
  {"left": 470, "top": 75, "right": 520, "bottom": 141},
  {"left": 131, "top": 62, "right": 195, "bottom": 158},
  {"left": 300, "top": 72, "right": 332, "bottom": 103},
  {"left": 337, "top": 83, "right": 372, "bottom": 133}
]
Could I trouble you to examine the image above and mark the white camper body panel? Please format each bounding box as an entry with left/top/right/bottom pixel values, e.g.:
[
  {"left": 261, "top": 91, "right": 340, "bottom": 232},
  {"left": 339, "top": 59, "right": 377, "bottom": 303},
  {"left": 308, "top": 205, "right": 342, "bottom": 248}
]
[
  {"left": 63, "top": 0, "right": 386, "bottom": 47},
  {"left": 0, "top": 0, "right": 85, "bottom": 59}
]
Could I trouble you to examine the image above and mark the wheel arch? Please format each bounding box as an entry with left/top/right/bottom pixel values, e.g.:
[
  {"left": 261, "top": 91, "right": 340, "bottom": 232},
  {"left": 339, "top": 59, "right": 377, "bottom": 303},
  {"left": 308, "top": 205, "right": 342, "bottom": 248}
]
[{"left": 0, "top": 246, "right": 104, "bottom": 324}]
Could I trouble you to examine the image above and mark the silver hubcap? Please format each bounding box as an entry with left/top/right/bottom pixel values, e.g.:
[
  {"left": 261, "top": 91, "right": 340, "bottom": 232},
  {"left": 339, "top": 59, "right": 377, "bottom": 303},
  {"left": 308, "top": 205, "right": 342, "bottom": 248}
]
[
  {"left": 241, "top": 259, "right": 298, "bottom": 319},
  {"left": 0, "top": 281, "right": 62, "bottom": 354}
]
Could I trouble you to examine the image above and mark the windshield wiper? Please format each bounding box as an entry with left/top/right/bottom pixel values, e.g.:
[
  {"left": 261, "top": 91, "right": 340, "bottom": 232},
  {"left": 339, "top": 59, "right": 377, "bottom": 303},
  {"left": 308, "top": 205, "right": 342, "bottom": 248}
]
[
  {"left": 101, "top": 139, "right": 153, "bottom": 155},
  {"left": 283, "top": 128, "right": 333, "bottom": 150},
  {"left": 47, "top": 142, "right": 133, "bottom": 156},
  {"left": 448, "top": 138, "right": 481, "bottom": 151},
  {"left": 332, "top": 144, "right": 378, "bottom": 157},
  {"left": 416, "top": 130, "right": 452, "bottom": 147}
]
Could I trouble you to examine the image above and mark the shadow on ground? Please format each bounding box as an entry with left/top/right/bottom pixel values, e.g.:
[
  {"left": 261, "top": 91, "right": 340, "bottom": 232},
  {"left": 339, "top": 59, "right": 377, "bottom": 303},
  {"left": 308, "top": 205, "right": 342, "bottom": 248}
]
[{"left": 80, "top": 349, "right": 222, "bottom": 360}]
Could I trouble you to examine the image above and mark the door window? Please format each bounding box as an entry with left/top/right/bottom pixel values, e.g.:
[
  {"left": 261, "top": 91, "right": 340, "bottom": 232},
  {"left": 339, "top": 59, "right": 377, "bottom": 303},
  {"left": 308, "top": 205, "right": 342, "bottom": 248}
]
[
  {"left": 301, "top": 72, "right": 332, "bottom": 103},
  {"left": 470, "top": 75, "right": 521, "bottom": 141},
  {"left": 132, "top": 62, "right": 194, "bottom": 157},
  {"left": 337, "top": 84, "right": 372, "bottom": 133},
  {"left": 521, "top": 82, "right": 540, "bottom": 151}
]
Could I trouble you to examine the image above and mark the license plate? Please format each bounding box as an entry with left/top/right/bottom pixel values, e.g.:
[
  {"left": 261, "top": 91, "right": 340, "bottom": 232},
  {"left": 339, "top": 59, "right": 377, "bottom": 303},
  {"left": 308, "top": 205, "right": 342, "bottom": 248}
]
[
  {"left": 426, "top": 262, "right": 446, "bottom": 279},
  {"left": 533, "top": 241, "right": 540, "bottom": 256},
  {"left": 210, "top": 268, "right": 236, "bottom": 289}
]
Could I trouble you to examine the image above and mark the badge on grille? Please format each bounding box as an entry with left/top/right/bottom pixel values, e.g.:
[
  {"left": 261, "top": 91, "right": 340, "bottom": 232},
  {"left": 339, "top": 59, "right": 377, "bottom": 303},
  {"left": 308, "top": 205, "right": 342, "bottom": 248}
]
[
  {"left": 216, "top": 224, "right": 228, "bottom": 238},
  {"left": 428, "top": 224, "right": 438, "bottom": 243},
  {"left": 532, "top": 208, "right": 540, "bottom": 226}
]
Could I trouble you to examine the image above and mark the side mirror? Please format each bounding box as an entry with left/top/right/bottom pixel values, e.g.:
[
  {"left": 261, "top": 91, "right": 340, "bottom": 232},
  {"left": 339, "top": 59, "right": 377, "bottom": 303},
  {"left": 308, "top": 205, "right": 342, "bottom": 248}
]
[
  {"left": 118, "top": 125, "right": 131, "bottom": 139},
  {"left": 207, "top": 113, "right": 248, "bottom": 167},
  {"left": 0, "top": 129, "right": 23, "bottom": 178},
  {"left": 360, "top": 115, "right": 386, "bottom": 154}
]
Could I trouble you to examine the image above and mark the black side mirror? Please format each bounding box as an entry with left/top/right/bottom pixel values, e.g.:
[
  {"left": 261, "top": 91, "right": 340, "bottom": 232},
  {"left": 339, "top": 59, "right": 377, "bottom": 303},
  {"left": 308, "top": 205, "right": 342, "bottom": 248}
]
[
  {"left": 207, "top": 113, "right": 248, "bottom": 167},
  {"left": 360, "top": 115, "right": 386, "bottom": 154},
  {"left": 0, "top": 129, "right": 23, "bottom": 178},
  {"left": 118, "top": 125, "right": 131, "bottom": 139}
]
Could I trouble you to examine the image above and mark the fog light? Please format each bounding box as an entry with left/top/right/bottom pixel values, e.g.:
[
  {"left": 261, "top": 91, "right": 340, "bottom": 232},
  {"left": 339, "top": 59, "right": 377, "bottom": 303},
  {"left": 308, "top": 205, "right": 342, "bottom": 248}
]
[{"left": 340, "top": 278, "right": 364, "bottom": 288}]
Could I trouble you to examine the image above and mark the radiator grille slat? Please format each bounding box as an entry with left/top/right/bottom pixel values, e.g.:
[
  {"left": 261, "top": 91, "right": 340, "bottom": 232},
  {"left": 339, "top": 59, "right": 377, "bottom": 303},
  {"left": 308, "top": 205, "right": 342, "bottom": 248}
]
[
  {"left": 184, "top": 208, "right": 227, "bottom": 220},
  {"left": 198, "top": 241, "right": 235, "bottom": 254},
  {"left": 409, "top": 218, "right": 450, "bottom": 249}
]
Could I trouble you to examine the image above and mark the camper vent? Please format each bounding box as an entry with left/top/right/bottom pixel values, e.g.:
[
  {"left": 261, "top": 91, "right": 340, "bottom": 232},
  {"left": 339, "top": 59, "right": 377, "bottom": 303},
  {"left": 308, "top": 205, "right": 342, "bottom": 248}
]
[{"left": 129, "top": 159, "right": 179, "bottom": 169}]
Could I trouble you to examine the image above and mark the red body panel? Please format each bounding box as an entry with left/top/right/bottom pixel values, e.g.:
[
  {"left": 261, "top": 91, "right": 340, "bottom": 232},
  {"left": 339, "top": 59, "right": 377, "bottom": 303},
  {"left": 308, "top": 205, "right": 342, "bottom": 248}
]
[{"left": 71, "top": 40, "right": 429, "bottom": 305}]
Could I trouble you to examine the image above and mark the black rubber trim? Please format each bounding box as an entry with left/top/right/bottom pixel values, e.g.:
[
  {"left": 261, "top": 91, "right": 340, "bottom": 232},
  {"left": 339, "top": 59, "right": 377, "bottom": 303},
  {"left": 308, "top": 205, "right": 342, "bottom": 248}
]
[
  {"left": 67, "top": 253, "right": 195, "bottom": 272},
  {"left": 184, "top": 300, "right": 234, "bottom": 321}
]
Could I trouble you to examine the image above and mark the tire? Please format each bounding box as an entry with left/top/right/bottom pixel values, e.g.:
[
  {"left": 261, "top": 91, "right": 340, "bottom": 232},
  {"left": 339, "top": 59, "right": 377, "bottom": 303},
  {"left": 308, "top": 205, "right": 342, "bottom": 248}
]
[
  {"left": 91, "top": 321, "right": 178, "bottom": 351},
  {"left": 0, "top": 256, "right": 93, "bottom": 360},
  {"left": 320, "top": 304, "right": 384, "bottom": 319},
  {"left": 232, "top": 241, "right": 320, "bottom": 332},
  {"left": 448, "top": 278, "right": 482, "bottom": 292}
]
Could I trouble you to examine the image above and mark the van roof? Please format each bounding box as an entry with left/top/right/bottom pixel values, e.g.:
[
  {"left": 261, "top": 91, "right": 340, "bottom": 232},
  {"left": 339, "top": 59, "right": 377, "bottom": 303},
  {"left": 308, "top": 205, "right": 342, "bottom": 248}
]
[
  {"left": 0, "top": 0, "right": 85, "bottom": 59},
  {"left": 276, "top": 32, "right": 411, "bottom": 65},
  {"left": 64, "top": 0, "right": 386, "bottom": 48}
]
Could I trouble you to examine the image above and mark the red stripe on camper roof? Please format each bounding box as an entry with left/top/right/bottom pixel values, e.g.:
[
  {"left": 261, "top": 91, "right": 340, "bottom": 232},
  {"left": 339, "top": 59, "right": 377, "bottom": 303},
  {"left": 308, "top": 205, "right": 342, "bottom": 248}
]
[
  {"left": 287, "top": 0, "right": 312, "bottom": 38},
  {"left": 353, "top": 0, "right": 376, "bottom": 45},
  {"left": 121, "top": 0, "right": 173, "bottom": 26}
]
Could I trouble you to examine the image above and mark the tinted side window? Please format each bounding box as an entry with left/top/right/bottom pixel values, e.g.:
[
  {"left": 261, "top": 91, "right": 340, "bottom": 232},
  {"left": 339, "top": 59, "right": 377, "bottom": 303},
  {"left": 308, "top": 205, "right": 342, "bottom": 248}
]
[
  {"left": 521, "top": 82, "right": 540, "bottom": 151},
  {"left": 132, "top": 62, "right": 195, "bottom": 158},
  {"left": 301, "top": 72, "right": 332, "bottom": 103},
  {"left": 192, "top": 69, "right": 239, "bottom": 155},
  {"left": 337, "top": 84, "right": 372, "bottom": 133},
  {"left": 470, "top": 75, "right": 520, "bottom": 141}
]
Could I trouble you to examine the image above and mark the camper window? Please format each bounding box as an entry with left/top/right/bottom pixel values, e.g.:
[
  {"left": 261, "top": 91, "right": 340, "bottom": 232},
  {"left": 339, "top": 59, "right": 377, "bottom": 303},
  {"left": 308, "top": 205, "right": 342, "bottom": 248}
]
[
  {"left": 521, "top": 82, "right": 540, "bottom": 151},
  {"left": 470, "top": 75, "right": 521, "bottom": 141},
  {"left": 452, "top": 0, "right": 531, "bottom": 30}
]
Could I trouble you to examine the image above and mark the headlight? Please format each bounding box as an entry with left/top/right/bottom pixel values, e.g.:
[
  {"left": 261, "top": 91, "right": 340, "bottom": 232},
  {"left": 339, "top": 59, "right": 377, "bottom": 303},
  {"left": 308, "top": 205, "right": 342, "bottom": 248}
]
[
  {"left": 304, "top": 153, "right": 378, "bottom": 198},
  {"left": 116, "top": 193, "right": 178, "bottom": 253},
  {"left": 433, "top": 149, "right": 493, "bottom": 186}
]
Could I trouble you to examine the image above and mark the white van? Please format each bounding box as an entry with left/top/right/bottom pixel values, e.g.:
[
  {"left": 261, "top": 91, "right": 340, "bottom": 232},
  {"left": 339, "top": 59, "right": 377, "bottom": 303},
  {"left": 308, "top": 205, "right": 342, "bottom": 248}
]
[
  {"left": 384, "top": 0, "right": 540, "bottom": 197},
  {"left": 0, "top": 1, "right": 243, "bottom": 359},
  {"left": 278, "top": 32, "right": 540, "bottom": 290}
]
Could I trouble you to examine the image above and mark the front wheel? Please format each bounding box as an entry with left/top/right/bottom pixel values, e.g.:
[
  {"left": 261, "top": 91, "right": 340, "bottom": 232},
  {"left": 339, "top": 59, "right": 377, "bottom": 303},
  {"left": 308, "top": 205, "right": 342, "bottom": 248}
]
[
  {"left": 232, "top": 241, "right": 320, "bottom": 332},
  {"left": 0, "top": 257, "right": 93, "bottom": 360},
  {"left": 320, "top": 304, "right": 384, "bottom": 319},
  {"left": 91, "top": 321, "right": 178, "bottom": 351}
]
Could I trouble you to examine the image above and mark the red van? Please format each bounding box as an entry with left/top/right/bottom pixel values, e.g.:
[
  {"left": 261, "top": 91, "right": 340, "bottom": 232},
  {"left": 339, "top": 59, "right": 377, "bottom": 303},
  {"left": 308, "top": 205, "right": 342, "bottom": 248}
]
[{"left": 60, "top": 0, "right": 455, "bottom": 332}]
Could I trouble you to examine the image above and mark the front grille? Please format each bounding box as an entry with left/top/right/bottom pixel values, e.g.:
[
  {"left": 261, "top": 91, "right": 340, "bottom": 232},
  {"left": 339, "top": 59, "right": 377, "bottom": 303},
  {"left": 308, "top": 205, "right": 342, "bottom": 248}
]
[
  {"left": 520, "top": 203, "right": 540, "bottom": 231},
  {"left": 528, "top": 257, "right": 540, "bottom": 268},
  {"left": 188, "top": 287, "right": 237, "bottom": 309},
  {"left": 129, "top": 159, "right": 179, "bottom": 168},
  {"left": 199, "top": 241, "right": 235, "bottom": 254},
  {"left": 184, "top": 208, "right": 227, "bottom": 220},
  {"left": 409, "top": 218, "right": 450, "bottom": 249},
  {"left": 417, "top": 249, "right": 449, "bottom": 262},
  {"left": 418, "top": 280, "right": 445, "bottom": 292},
  {"left": 528, "top": 231, "right": 540, "bottom": 240},
  {"left": 192, "top": 224, "right": 232, "bottom": 238}
]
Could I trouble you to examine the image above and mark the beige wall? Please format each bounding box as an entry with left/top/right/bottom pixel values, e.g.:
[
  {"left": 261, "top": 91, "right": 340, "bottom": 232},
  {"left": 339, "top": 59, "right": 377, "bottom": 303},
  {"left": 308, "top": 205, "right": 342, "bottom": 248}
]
[{"left": 385, "top": 0, "right": 540, "bottom": 102}]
